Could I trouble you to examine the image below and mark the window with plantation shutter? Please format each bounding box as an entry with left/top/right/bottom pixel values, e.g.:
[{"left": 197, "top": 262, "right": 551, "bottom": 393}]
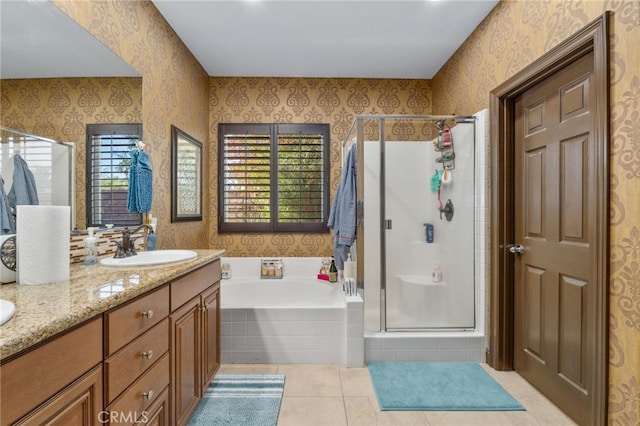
[
  {"left": 86, "top": 123, "right": 142, "bottom": 227},
  {"left": 218, "top": 123, "right": 329, "bottom": 233}
]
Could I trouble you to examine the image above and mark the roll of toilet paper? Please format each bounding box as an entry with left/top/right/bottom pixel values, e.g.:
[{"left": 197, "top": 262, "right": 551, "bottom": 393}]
[{"left": 17, "top": 205, "right": 70, "bottom": 285}]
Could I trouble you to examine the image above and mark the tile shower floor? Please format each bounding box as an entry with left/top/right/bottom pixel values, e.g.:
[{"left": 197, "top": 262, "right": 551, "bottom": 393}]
[{"left": 217, "top": 363, "right": 577, "bottom": 425}]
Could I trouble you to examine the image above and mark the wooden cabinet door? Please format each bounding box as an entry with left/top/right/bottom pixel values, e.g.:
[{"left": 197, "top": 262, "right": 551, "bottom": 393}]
[
  {"left": 201, "top": 285, "right": 220, "bottom": 391},
  {"left": 171, "top": 297, "right": 201, "bottom": 426},
  {"left": 16, "top": 365, "right": 102, "bottom": 426},
  {"left": 135, "top": 386, "right": 169, "bottom": 426}
]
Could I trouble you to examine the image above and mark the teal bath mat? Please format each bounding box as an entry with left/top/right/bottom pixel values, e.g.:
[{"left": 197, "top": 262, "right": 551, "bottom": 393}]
[
  {"left": 188, "top": 374, "right": 285, "bottom": 425},
  {"left": 368, "top": 362, "right": 525, "bottom": 411}
]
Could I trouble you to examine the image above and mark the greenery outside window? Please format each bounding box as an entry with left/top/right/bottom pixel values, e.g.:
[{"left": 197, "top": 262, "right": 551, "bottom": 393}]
[
  {"left": 218, "top": 123, "right": 330, "bottom": 233},
  {"left": 86, "top": 123, "right": 142, "bottom": 227}
]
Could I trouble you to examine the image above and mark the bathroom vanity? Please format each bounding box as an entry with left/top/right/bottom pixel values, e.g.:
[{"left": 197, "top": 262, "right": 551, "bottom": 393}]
[{"left": 0, "top": 249, "right": 224, "bottom": 426}]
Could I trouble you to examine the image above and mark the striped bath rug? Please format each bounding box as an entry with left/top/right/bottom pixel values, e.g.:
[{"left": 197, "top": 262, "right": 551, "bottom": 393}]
[{"left": 188, "top": 374, "right": 285, "bottom": 426}]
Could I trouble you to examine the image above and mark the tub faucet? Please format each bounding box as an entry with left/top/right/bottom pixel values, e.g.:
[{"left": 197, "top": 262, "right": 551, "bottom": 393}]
[{"left": 116, "top": 224, "right": 154, "bottom": 257}]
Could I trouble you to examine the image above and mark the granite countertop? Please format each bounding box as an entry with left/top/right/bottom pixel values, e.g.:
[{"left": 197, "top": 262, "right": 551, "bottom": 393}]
[{"left": 0, "top": 249, "right": 225, "bottom": 360}]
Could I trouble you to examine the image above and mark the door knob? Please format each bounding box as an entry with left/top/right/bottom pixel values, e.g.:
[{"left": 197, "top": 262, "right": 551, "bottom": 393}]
[{"left": 509, "top": 244, "right": 525, "bottom": 255}]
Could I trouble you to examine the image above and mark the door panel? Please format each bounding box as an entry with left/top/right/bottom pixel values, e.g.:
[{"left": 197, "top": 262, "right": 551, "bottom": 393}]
[{"left": 514, "top": 51, "right": 594, "bottom": 425}]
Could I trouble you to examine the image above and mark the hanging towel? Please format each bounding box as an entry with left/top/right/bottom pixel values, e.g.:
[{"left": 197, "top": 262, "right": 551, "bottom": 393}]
[
  {"left": 7, "top": 154, "right": 39, "bottom": 209},
  {"left": 127, "top": 148, "right": 153, "bottom": 213},
  {"left": 328, "top": 144, "right": 357, "bottom": 270},
  {"left": 0, "top": 177, "right": 16, "bottom": 235}
]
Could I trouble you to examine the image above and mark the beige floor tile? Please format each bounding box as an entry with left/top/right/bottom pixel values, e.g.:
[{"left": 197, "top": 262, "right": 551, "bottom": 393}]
[
  {"left": 479, "top": 363, "right": 578, "bottom": 425},
  {"left": 423, "top": 410, "right": 540, "bottom": 426},
  {"left": 278, "top": 396, "right": 347, "bottom": 426},
  {"left": 345, "top": 396, "right": 431, "bottom": 426},
  {"left": 278, "top": 364, "right": 343, "bottom": 397},
  {"left": 218, "top": 363, "right": 279, "bottom": 374},
  {"left": 339, "top": 366, "right": 376, "bottom": 397}
]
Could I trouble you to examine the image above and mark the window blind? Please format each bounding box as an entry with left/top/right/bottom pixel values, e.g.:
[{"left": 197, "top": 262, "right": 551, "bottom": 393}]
[
  {"left": 222, "top": 133, "right": 271, "bottom": 225},
  {"left": 86, "top": 124, "right": 142, "bottom": 227},
  {"left": 277, "top": 133, "right": 324, "bottom": 224},
  {"left": 219, "top": 123, "right": 329, "bottom": 233}
]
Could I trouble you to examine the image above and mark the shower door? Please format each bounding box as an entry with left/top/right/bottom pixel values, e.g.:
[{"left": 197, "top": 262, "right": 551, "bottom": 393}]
[{"left": 383, "top": 120, "right": 476, "bottom": 330}]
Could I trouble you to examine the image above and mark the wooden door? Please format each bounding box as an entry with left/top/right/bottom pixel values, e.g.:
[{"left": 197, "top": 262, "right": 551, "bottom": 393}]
[
  {"left": 513, "top": 51, "right": 597, "bottom": 425},
  {"left": 171, "top": 297, "right": 201, "bottom": 426}
]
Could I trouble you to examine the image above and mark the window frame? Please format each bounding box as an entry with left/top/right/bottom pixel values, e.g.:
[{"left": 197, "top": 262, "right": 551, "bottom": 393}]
[
  {"left": 85, "top": 123, "right": 143, "bottom": 228},
  {"left": 218, "top": 123, "right": 330, "bottom": 233}
]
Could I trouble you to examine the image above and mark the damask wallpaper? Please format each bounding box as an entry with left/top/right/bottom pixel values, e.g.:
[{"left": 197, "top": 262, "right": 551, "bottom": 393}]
[
  {"left": 0, "top": 77, "right": 142, "bottom": 228},
  {"left": 432, "top": 1, "right": 640, "bottom": 423},
  {"left": 52, "top": 0, "right": 211, "bottom": 250},
  {"left": 6, "top": 0, "right": 638, "bottom": 421},
  {"left": 208, "top": 77, "right": 433, "bottom": 257}
]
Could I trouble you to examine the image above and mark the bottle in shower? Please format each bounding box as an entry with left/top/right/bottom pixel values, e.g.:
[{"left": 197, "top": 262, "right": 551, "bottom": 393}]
[
  {"left": 329, "top": 257, "right": 338, "bottom": 283},
  {"left": 432, "top": 261, "right": 442, "bottom": 283}
]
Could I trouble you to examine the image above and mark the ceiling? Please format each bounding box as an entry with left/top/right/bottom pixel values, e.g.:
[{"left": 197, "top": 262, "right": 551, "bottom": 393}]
[
  {"left": 152, "top": 0, "right": 499, "bottom": 79},
  {"left": 0, "top": 0, "right": 499, "bottom": 80}
]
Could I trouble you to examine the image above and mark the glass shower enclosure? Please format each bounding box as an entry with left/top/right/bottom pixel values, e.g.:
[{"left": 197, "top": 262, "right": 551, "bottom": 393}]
[{"left": 344, "top": 115, "right": 477, "bottom": 332}]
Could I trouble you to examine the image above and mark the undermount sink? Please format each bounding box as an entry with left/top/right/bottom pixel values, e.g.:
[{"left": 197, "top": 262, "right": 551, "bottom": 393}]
[
  {"left": 100, "top": 250, "right": 197, "bottom": 267},
  {"left": 0, "top": 299, "right": 16, "bottom": 326}
]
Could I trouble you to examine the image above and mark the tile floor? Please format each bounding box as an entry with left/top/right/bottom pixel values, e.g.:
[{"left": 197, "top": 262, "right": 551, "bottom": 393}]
[{"left": 218, "top": 363, "right": 578, "bottom": 426}]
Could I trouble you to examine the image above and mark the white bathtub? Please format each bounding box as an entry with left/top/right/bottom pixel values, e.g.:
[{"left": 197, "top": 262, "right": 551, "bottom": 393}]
[
  {"left": 220, "top": 257, "right": 351, "bottom": 364},
  {"left": 222, "top": 278, "right": 346, "bottom": 309}
]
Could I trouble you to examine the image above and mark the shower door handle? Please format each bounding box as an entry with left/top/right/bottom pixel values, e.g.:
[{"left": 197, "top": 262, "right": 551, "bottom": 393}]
[
  {"left": 508, "top": 244, "right": 525, "bottom": 255},
  {"left": 385, "top": 219, "right": 392, "bottom": 230}
]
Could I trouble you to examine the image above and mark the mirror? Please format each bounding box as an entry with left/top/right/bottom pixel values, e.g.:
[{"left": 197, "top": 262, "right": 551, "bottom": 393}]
[
  {"left": 0, "top": 0, "right": 141, "bottom": 230},
  {"left": 0, "top": 127, "right": 76, "bottom": 230},
  {"left": 172, "top": 125, "right": 203, "bottom": 222}
]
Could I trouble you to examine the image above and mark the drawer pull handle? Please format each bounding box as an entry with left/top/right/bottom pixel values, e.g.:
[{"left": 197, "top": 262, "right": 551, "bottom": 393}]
[
  {"left": 140, "top": 310, "right": 154, "bottom": 319},
  {"left": 142, "top": 390, "right": 154, "bottom": 400},
  {"left": 141, "top": 350, "right": 154, "bottom": 359},
  {"left": 200, "top": 304, "right": 207, "bottom": 313}
]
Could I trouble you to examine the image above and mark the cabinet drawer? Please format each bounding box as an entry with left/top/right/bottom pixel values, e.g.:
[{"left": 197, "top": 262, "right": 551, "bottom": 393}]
[
  {"left": 107, "top": 353, "right": 170, "bottom": 426},
  {"left": 105, "top": 285, "right": 169, "bottom": 356},
  {"left": 0, "top": 317, "right": 102, "bottom": 426},
  {"left": 105, "top": 318, "right": 169, "bottom": 404},
  {"left": 171, "top": 260, "right": 220, "bottom": 310}
]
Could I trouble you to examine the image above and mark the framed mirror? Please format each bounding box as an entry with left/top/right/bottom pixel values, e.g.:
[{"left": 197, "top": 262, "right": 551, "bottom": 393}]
[{"left": 171, "top": 126, "right": 203, "bottom": 222}]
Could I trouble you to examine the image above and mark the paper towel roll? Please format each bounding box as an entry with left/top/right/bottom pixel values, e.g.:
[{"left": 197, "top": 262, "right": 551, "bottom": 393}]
[{"left": 17, "top": 205, "right": 70, "bottom": 285}]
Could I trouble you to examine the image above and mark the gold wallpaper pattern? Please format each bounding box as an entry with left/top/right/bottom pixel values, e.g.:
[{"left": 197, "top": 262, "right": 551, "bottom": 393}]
[
  {"left": 52, "top": 0, "right": 211, "bottom": 250},
  {"left": 7, "top": 0, "right": 638, "bottom": 420},
  {"left": 432, "top": 1, "right": 640, "bottom": 423},
  {"left": 0, "top": 77, "right": 142, "bottom": 228},
  {"left": 208, "top": 77, "right": 433, "bottom": 257}
]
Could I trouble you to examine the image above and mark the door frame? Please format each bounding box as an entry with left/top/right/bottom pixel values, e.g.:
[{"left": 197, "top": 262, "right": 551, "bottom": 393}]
[{"left": 488, "top": 12, "right": 610, "bottom": 425}]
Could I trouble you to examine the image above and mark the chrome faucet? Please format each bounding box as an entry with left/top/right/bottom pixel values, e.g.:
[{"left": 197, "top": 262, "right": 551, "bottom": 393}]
[{"left": 114, "top": 224, "right": 154, "bottom": 258}]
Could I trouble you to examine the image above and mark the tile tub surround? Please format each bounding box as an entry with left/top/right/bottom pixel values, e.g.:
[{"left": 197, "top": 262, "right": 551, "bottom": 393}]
[
  {"left": 220, "top": 257, "right": 363, "bottom": 365},
  {"left": 0, "top": 249, "right": 225, "bottom": 359}
]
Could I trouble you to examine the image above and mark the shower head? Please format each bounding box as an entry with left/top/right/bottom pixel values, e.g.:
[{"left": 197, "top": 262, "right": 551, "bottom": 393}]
[{"left": 434, "top": 119, "right": 446, "bottom": 131}]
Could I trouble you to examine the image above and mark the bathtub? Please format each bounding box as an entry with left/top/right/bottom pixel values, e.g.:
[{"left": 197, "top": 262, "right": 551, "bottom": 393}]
[
  {"left": 222, "top": 278, "right": 346, "bottom": 309},
  {"left": 220, "top": 257, "right": 353, "bottom": 365}
]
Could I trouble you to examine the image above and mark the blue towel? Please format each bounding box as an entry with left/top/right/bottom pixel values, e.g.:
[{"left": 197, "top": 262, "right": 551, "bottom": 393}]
[
  {"left": 7, "top": 154, "right": 39, "bottom": 209},
  {"left": 127, "top": 148, "right": 153, "bottom": 213},
  {"left": 328, "top": 144, "right": 357, "bottom": 269},
  {"left": 0, "top": 177, "right": 16, "bottom": 235}
]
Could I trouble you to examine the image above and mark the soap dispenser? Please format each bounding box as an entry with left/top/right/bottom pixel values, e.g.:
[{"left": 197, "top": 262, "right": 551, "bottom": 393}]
[
  {"left": 146, "top": 213, "right": 157, "bottom": 251},
  {"left": 83, "top": 227, "right": 98, "bottom": 265}
]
